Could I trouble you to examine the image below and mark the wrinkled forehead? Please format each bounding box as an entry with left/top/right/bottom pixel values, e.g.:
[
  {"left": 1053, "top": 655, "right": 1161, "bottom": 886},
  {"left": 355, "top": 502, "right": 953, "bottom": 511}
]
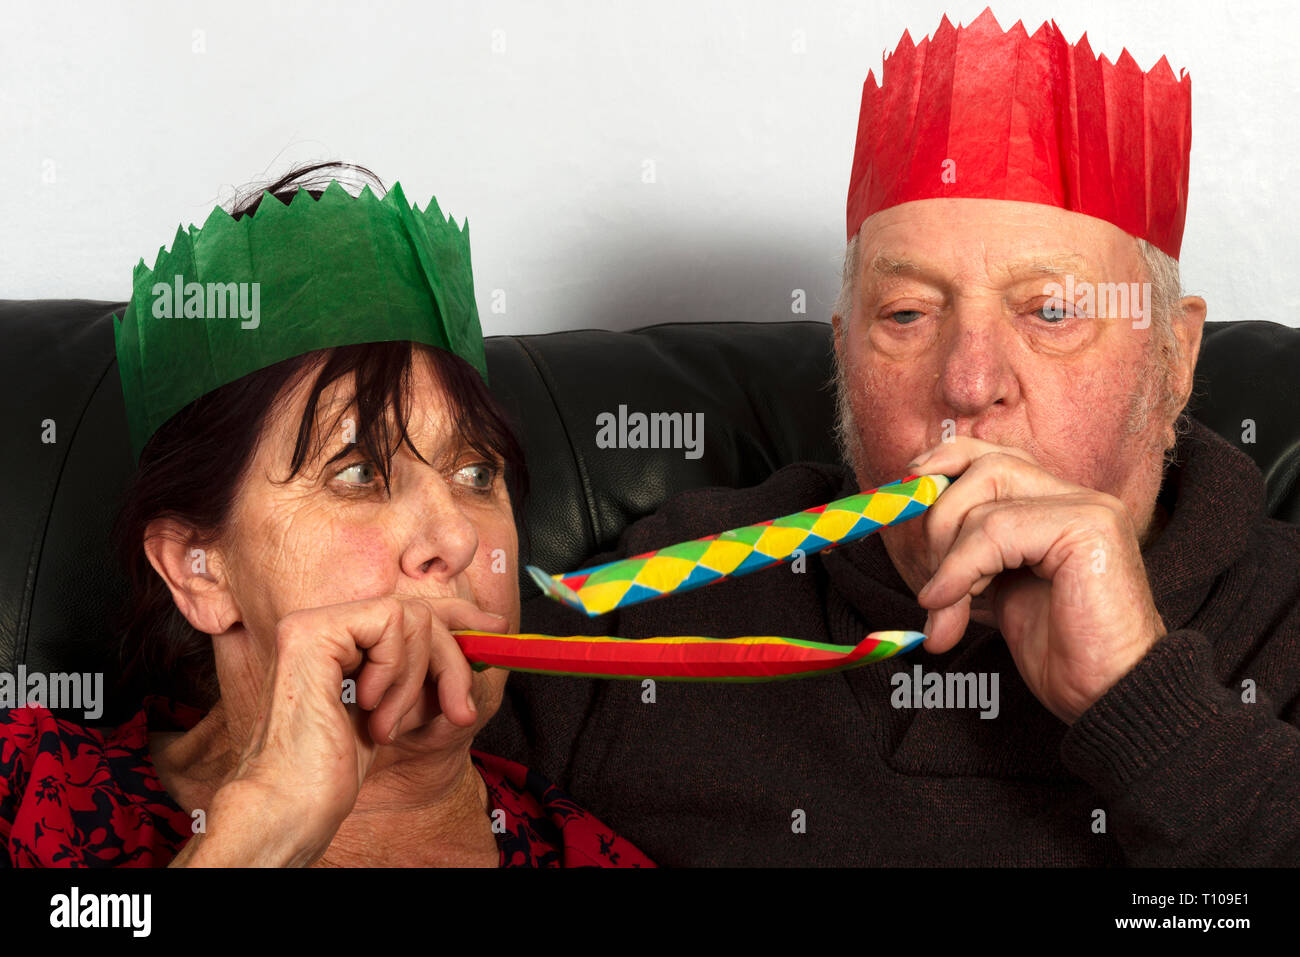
[{"left": 857, "top": 198, "right": 1145, "bottom": 287}]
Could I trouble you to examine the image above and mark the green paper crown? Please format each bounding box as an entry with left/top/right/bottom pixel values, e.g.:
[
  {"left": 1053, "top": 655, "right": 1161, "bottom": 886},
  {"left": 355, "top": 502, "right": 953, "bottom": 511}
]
[{"left": 113, "top": 180, "right": 488, "bottom": 462}]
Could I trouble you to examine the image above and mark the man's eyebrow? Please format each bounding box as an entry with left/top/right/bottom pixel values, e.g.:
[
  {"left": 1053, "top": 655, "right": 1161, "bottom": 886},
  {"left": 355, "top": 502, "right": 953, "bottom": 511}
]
[
  {"left": 866, "top": 251, "right": 1093, "bottom": 281},
  {"left": 868, "top": 253, "right": 925, "bottom": 277},
  {"left": 999, "top": 254, "right": 1091, "bottom": 278}
]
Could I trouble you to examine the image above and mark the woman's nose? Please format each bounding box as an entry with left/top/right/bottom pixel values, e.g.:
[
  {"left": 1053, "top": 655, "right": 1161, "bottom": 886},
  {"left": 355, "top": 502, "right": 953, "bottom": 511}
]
[{"left": 399, "top": 472, "right": 480, "bottom": 583}]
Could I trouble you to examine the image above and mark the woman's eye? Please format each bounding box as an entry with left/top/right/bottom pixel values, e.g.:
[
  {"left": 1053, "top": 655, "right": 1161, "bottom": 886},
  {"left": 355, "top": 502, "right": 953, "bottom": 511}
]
[
  {"left": 452, "top": 462, "right": 498, "bottom": 491},
  {"left": 334, "top": 461, "right": 379, "bottom": 486}
]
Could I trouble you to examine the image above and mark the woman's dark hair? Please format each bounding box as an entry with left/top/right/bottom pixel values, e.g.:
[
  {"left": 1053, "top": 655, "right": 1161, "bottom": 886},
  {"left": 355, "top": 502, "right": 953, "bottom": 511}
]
[{"left": 113, "top": 162, "right": 527, "bottom": 709}]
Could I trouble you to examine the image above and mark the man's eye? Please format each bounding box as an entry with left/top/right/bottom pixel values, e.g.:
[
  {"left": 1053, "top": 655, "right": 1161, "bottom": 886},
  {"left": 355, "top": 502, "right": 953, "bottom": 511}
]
[
  {"left": 1035, "top": 301, "right": 1072, "bottom": 323},
  {"left": 888, "top": 310, "right": 924, "bottom": 325},
  {"left": 334, "top": 461, "right": 379, "bottom": 486},
  {"left": 452, "top": 462, "right": 498, "bottom": 491}
]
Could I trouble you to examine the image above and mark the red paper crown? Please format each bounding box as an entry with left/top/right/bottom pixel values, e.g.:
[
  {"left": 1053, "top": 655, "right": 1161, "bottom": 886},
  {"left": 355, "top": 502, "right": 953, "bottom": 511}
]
[{"left": 846, "top": 7, "right": 1191, "bottom": 259}]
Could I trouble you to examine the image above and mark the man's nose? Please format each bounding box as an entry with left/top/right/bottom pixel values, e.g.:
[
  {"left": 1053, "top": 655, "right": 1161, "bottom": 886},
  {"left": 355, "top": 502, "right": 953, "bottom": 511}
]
[
  {"left": 399, "top": 471, "right": 480, "bottom": 584},
  {"left": 934, "top": 300, "right": 1018, "bottom": 419}
]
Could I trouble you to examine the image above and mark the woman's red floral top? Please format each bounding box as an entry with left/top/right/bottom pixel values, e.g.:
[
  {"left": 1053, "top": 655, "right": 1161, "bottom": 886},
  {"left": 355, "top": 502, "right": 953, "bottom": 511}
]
[{"left": 0, "top": 696, "right": 653, "bottom": 868}]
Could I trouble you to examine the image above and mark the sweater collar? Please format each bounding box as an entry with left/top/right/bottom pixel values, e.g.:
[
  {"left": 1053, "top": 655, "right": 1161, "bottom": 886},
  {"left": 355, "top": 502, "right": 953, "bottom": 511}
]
[{"left": 823, "top": 417, "right": 1266, "bottom": 636}]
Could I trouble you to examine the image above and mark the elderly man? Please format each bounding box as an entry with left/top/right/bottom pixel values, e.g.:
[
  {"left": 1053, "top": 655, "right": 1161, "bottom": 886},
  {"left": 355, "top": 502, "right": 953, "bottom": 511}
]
[{"left": 478, "top": 10, "right": 1300, "bottom": 865}]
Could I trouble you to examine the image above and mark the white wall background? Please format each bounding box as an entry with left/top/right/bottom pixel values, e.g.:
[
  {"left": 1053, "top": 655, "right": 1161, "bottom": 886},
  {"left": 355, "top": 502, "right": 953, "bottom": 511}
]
[{"left": 3, "top": 0, "right": 1297, "bottom": 333}]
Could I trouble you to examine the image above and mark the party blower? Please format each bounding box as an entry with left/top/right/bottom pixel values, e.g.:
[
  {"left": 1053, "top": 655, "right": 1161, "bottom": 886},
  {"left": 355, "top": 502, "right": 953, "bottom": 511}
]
[{"left": 448, "top": 474, "right": 949, "bottom": 682}]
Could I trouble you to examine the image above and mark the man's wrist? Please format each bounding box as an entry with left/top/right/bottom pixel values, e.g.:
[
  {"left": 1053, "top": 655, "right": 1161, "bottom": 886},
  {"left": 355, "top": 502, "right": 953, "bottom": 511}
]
[{"left": 1061, "top": 629, "right": 1220, "bottom": 789}]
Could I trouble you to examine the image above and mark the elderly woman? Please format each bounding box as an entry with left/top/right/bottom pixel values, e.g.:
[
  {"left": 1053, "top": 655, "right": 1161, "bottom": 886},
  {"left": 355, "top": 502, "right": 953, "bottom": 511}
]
[{"left": 0, "top": 163, "right": 652, "bottom": 868}]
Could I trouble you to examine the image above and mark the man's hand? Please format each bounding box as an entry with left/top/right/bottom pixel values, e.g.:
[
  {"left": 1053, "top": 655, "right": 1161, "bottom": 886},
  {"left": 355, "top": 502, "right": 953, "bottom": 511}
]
[{"left": 908, "top": 437, "right": 1167, "bottom": 724}]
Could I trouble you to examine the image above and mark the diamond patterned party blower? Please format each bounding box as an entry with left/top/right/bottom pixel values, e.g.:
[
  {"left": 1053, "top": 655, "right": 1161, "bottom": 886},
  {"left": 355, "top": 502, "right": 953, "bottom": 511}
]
[{"left": 528, "top": 473, "right": 949, "bottom": 618}]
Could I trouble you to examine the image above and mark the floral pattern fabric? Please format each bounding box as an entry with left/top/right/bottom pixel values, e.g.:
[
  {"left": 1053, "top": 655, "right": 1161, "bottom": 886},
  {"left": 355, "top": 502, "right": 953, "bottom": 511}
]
[{"left": 0, "top": 696, "right": 652, "bottom": 868}]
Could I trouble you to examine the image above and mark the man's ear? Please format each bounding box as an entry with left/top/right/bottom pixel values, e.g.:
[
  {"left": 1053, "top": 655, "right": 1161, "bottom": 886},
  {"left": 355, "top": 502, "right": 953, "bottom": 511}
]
[
  {"left": 142, "top": 519, "right": 240, "bottom": 636},
  {"left": 1171, "top": 294, "right": 1207, "bottom": 409}
]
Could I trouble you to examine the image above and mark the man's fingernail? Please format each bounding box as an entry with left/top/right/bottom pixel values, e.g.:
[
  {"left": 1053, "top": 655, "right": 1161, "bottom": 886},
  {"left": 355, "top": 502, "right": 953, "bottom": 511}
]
[
  {"left": 917, "top": 578, "right": 934, "bottom": 599},
  {"left": 466, "top": 694, "right": 477, "bottom": 715}
]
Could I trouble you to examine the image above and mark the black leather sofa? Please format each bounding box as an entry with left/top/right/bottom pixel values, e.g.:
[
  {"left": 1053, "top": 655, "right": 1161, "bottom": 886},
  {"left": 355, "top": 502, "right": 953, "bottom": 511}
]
[{"left": 3, "top": 299, "right": 1299, "bottom": 723}]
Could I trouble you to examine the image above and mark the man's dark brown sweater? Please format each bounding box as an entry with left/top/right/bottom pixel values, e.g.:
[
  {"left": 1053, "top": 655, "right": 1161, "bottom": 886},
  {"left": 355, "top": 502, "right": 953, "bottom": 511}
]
[{"left": 478, "top": 419, "right": 1300, "bottom": 865}]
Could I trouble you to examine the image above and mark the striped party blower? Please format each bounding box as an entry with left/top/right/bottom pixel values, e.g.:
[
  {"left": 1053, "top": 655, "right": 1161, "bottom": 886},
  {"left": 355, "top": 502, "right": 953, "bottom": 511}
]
[
  {"left": 526, "top": 473, "right": 949, "bottom": 618},
  {"left": 451, "top": 630, "right": 927, "bottom": 681}
]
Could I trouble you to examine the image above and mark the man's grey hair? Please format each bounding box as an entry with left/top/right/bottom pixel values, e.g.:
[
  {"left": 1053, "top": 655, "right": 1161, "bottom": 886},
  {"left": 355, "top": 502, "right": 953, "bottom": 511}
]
[{"left": 831, "top": 232, "right": 1192, "bottom": 472}]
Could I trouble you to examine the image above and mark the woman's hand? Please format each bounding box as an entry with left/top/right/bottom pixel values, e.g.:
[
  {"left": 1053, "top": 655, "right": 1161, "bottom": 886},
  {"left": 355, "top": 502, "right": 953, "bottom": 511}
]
[{"left": 171, "top": 595, "right": 506, "bottom": 867}]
